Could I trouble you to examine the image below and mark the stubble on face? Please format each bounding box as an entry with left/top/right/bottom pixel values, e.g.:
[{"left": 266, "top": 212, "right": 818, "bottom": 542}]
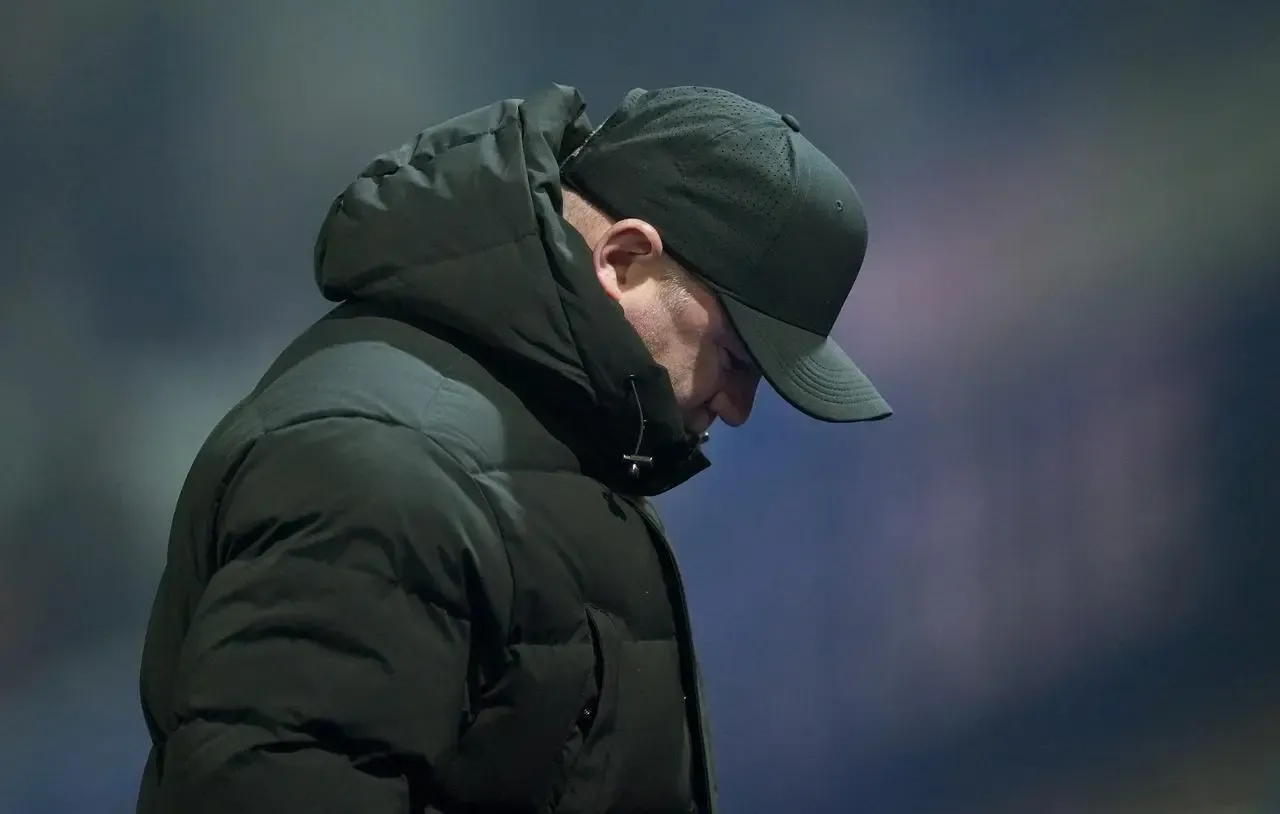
[{"left": 627, "top": 273, "right": 723, "bottom": 432}]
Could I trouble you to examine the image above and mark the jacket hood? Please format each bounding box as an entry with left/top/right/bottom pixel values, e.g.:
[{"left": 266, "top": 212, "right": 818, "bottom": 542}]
[{"left": 311, "top": 84, "right": 709, "bottom": 495}]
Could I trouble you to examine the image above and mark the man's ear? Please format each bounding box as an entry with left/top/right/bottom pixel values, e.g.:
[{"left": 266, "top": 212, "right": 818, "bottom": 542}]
[{"left": 594, "top": 219, "right": 665, "bottom": 302}]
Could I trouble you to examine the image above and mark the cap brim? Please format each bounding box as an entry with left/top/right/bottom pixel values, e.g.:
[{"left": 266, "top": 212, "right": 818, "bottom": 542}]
[{"left": 720, "top": 296, "right": 892, "bottom": 423}]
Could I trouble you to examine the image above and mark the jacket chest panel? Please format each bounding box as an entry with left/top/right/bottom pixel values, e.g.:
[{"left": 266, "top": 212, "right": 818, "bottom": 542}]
[
  {"left": 480, "top": 471, "right": 680, "bottom": 645},
  {"left": 443, "top": 472, "right": 696, "bottom": 811}
]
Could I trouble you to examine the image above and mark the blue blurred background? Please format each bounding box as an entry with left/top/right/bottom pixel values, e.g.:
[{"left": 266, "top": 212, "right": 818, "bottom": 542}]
[{"left": 2, "top": 1, "right": 1278, "bottom": 812}]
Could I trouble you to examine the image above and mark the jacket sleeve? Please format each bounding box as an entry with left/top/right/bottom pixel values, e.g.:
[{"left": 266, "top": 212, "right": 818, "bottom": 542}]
[{"left": 154, "top": 417, "right": 508, "bottom": 814}]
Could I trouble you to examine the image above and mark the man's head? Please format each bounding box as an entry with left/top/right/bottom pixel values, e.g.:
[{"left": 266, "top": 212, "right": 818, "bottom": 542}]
[
  {"left": 563, "top": 190, "right": 762, "bottom": 434},
  {"left": 561, "top": 86, "right": 893, "bottom": 427}
]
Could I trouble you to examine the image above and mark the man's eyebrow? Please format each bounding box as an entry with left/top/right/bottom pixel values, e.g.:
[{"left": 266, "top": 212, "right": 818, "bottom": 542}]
[{"left": 724, "top": 341, "right": 757, "bottom": 372}]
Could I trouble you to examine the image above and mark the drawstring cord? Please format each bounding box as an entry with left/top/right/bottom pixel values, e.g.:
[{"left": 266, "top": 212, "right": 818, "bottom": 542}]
[
  {"left": 622, "top": 376, "right": 654, "bottom": 478},
  {"left": 621, "top": 375, "right": 711, "bottom": 479}
]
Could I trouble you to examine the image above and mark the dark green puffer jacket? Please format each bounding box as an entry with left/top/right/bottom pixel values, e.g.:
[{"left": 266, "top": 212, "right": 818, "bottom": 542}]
[{"left": 136, "top": 85, "right": 720, "bottom": 814}]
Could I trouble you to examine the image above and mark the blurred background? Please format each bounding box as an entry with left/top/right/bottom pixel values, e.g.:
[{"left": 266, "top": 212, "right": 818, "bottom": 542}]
[{"left": 2, "top": 1, "right": 1277, "bottom": 812}]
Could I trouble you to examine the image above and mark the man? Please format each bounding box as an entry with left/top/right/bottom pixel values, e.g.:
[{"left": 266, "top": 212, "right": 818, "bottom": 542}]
[{"left": 136, "top": 84, "right": 891, "bottom": 814}]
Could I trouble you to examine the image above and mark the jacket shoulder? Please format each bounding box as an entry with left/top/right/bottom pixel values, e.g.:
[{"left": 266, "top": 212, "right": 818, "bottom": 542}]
[{"left": 247, "top": 332, "right": 575, "bottom": 478}]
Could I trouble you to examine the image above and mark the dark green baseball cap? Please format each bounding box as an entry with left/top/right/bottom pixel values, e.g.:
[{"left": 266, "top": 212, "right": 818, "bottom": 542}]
[{"left": 561, "top": 86, "right": 891, "bottom": 423}]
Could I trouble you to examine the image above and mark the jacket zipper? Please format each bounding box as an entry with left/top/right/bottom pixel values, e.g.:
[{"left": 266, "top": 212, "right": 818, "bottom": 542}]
[{"left": 623, "top": 496, "right": 717, "bottom": 814}]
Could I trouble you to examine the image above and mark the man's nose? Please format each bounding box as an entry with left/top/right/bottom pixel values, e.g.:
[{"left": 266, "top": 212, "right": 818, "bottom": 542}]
[{"left": 710, "top": 371, "right": 761, "bottom": 427}]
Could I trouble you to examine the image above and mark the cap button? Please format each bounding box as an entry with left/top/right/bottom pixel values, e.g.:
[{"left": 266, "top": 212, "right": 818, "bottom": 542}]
[{"left": 781, "top": 113, "right": 801, "bottom": 132}]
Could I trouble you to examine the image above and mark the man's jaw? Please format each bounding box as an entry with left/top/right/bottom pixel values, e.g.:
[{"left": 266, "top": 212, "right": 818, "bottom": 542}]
[{"left": 686, "top": 409, "right": 716, "bottom": 436}]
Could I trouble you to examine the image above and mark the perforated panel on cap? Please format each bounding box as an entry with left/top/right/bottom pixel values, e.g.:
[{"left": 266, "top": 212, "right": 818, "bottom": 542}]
[
  {"left": 670, "top": 126, "right": 793, "bottom": 256},
  {"left": 663, "top": 124, "right": 797, "bottom": 287}
]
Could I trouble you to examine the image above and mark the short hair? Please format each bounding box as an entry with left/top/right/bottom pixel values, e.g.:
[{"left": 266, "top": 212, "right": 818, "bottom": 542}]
[{"left": 560, "top": 188, "right": 610, "bottom": 239}]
